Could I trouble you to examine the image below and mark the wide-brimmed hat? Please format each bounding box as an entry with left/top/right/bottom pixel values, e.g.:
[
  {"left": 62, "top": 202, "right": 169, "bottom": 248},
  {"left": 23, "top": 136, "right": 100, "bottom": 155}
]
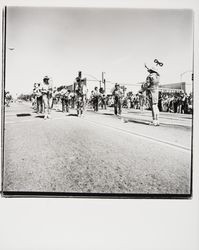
[
  {"left": 146, "top": 65, "right": 159, "bottom": 74},
  {"left": 150, "top": 66, "right": 159, "bottom": 74}
]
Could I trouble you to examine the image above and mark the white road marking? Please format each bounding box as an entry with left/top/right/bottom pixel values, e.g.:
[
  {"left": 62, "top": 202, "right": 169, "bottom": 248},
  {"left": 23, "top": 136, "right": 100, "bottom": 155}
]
[
  {"left": 81, "top": 117, "right": 191, "bottom": 153},
  {"left": 5, "top": 113, "right": 191, "bottom": 152}
]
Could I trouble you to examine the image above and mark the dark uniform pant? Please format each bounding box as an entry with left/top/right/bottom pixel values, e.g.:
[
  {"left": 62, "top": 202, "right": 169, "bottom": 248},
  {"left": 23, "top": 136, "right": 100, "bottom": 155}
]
[
  {"left": 93, "top": 97, "right": 99, "bottom": 111},
  {"left": 61, "top": 98, "right": 69, "bottom": 112},
  {"left": 114, "top": 99, "right": 122, "bottom": 115},
  {"left": 36, "top": 96, "right": 43, "bottom": 113}
]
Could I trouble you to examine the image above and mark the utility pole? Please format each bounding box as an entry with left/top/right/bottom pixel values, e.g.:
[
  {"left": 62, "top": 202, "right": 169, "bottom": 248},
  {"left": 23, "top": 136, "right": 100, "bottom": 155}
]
[
  {"left": 102, "top": 72, "right": 106, "bottom": 93},
  {"left": 78, "top": 71, "right": 82, "bottom": 79}
]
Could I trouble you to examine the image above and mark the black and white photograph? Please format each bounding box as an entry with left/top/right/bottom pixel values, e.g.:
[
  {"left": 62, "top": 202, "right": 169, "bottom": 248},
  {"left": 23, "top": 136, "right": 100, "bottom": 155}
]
[{"left": 2, "top": 6, "right": 193, "bottom": 197}]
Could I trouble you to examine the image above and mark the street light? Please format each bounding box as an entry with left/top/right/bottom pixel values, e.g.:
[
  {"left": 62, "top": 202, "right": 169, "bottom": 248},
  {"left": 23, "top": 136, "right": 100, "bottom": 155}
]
[{"left": 102, "top": 72, "right": 106, "bottom": 93}]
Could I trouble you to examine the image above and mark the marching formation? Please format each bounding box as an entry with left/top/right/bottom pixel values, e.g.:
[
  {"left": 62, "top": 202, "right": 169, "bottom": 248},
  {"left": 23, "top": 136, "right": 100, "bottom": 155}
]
[{"left": 9, "top": 59, "right": 192, "bottom": 126}]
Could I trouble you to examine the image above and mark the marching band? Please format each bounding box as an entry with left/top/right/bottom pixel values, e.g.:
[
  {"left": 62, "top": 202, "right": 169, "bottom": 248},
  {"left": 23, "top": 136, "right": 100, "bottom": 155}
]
[{"left": 7, "top": 60, "right": 193, "bottom": 125}]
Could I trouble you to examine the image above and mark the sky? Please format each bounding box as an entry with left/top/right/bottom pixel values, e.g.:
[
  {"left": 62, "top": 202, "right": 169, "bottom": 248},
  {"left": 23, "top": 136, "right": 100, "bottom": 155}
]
[{"left": 5, "top": 7, "right": 193, "bottom": 96}]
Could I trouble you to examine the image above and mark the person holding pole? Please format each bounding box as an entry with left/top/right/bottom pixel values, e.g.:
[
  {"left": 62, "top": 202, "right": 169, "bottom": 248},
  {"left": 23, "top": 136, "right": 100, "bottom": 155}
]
[{"left": 145, "top": 64, "right": 161, "bottom": 126}]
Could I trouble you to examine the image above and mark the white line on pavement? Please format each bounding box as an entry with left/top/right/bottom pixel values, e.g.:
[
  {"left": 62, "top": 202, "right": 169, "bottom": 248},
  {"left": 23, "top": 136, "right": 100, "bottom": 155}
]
[
  {"left": 81, "top": 117, "right": 191, "bottom": 153},
  {"left": 5, "top": 114, "right": 191, "bottom": 152}
]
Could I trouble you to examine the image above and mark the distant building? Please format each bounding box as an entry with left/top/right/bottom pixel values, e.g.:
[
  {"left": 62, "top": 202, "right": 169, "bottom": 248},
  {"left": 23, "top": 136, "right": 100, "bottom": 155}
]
[{"left": 160, "top": 82, "right": 186, "bottom": 92}]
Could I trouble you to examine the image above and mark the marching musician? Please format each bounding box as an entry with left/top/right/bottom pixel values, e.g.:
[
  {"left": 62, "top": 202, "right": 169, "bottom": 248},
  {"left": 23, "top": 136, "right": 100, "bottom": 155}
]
[
  {"left": 75, "top": 76, "right": 87, "bottom": 116},
  {"left": 51, "top": 87, "right": 58, "bottom": 109},
  {"left": 60, "top": 86, "right": 68, "bottom": 112},
  {"left": 32, "top": 83, "right": 37, "bottom": 109},
  {"left": 145, "top": 65, "right": 160, "bottom": 126},
  {"left": 112, "top": 83, "right": 123, "bottom": 116},
  {"left": 41, "top": 76, "right": 53, "bottom": 119},
  {"left": 93, "top": 86, "right": 100, "bottom": 112},
  {"left": 35, "top": 83, "right": 43, "bottom": 114}
]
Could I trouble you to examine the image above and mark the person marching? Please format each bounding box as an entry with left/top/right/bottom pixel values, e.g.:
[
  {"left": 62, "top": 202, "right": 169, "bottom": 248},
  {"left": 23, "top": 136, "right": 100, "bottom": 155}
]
[
  {"left": 74, "top": 73, "right": 88, "bottom": 116},
  {"left": 60, "top": 86, "right": 68, "bottom": 112},
  {"left": 145, "top": 63, "right": 161, "bottom": 126},
  {"left": 112, "top": 83, "right": 123, "bottom": 116},
  {"left": 64, "top": 89, "right": 70, "bottom": 113},
  {"left": 67, "top": 90, "right": 72, "bottom": 111},
  {"left": 51, "top": 87, "right": 58, "bottom": 109},
  {"left": 35, "top": 83, "right": 43, "bottom": 114},
  {"left": 75, "top": 76, "right": 84, "bottom": 117},
  {"left": 101, "top": 94, "right": 107, "bottom": 110},
  {"left": 32, "top": 83, "right": 37, "bottom": 109},
  {"left": 41, "top": 76, "right": 53, "bottom": 120},
  {"left": 92, "top": 86, "right": 100, "bottom": 112}
]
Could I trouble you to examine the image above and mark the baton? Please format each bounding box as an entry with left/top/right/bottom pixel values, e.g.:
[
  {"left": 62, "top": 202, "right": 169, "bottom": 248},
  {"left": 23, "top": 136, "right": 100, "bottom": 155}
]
[
  {"left": 154, "top": 59, "right": 163, "bottom": 67},
  {"left": 144, "top": 63, "right": 150, "bottom": 70}
]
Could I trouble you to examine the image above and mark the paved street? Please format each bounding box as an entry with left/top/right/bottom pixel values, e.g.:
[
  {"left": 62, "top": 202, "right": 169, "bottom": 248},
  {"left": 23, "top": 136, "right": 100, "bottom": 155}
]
[{"left": 3, "top": 102, "right": 192, "bottom": 194}]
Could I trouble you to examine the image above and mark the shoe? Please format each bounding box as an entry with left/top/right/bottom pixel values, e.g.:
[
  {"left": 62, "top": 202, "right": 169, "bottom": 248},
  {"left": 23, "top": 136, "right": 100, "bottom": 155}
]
[
  {"left": 44, "top": 115, "right": 47, "bottom": 120},
  {"left": 149, "top": 121, "right": 158, "bottom": 126},
  {"left": 150, "top": 120, "right": 160, "bottom": 126}
]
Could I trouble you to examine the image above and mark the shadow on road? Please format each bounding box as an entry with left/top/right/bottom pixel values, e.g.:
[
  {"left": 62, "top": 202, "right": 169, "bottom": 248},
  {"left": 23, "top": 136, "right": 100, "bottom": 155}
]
[
  {"left": 67, "top": 114, "right": 78, "bottom": 117},
  {"left": 127, "top": 119, "right": 149, "bottom": 125},
  {"left": 126, "top": 118, "right": 190, "bottom": 129},
  {"left": 35, "top": 115, "right": 45, "bottom": 118},
  {"left": 16, "top": 113, "right": 31, "bottom": 117},
  {"left": 102, "top": 113, "right": 115, "bottom": 116}
]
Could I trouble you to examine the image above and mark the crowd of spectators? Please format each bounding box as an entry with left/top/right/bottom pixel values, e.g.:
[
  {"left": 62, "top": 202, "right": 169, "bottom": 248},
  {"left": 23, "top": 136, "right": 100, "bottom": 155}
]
[
  {"left": 104, "top": 90, "right": 193, "bottom": 114},
  {"left": 158, "top": 92, "right": 193, "bottom": 114}
]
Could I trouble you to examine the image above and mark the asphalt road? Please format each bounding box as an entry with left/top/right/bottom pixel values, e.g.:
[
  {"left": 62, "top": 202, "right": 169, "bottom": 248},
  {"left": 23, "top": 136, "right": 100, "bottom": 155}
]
[{"left": 3, "top": 102, "right": 192, "bottom": 195}]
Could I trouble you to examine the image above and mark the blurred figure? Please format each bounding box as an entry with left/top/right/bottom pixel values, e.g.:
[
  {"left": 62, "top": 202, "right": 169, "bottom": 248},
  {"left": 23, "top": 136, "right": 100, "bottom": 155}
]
[
  {"left": 35, "top": 83, "right": 43, "bottom": 113},
  {"left": 101, "top": 94, "right": 107, "bottom": 109},
  {"left": 70, "top": 91, "right": 75, "bottom": 109},
  {"left": 158, "top": 92, "right": 163, "bottom": 112},
  {"left": 93, "top": 86, "right": 100, "bottom": 112},
  {"left": 65, "top": 90, "right": 71, "bottom": 113},
  {"left": 182, "top": 93, "right": 188, "bottom": 114},
  {"left": 51, "top": 87, "right": 58, "bottom": 109},
  {"left": 127, "top": 97, "right": 131, "bottom": 109},
  {"left": 60, "top": 86, "right": 68, "bottom": 112},
  {"left": 32, "top": 83, "right": 37, "bottom": 109},
  {"left": 139, "top": 91, "right": 145, "bottom": 111},
  {"left": 75, "top": 76, "right": 87, "bottom": 117},
  {"left": 112, "top": 83, "right": 123, "bottom": 115},
  {"left": 5, "top": 91, "right": 12, "bottom": 107}
]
